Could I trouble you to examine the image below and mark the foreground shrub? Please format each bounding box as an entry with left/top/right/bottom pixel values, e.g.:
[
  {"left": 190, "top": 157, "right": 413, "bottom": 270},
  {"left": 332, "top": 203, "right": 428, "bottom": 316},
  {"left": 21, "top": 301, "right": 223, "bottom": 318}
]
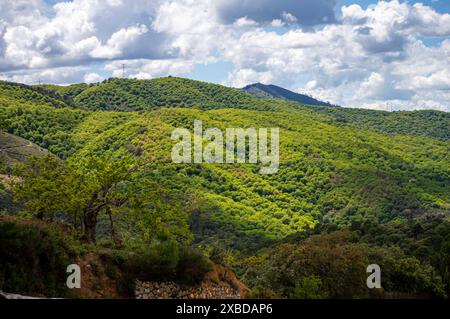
[{"left": 0, "top": 217, "right": 79, "bottom": 297}]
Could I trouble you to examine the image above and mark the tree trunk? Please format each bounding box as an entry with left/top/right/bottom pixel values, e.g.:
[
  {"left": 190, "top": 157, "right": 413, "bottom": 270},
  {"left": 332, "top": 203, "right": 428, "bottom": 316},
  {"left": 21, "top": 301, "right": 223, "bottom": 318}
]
[
  {"left": 36, "top": 208, "right": 44, "bottom": 220},
  {"left": 106, "top": 206, "right": 116, "bottom": 244},
  {"left": 83, "top": 207, "right": 98, "bottom": 243}
]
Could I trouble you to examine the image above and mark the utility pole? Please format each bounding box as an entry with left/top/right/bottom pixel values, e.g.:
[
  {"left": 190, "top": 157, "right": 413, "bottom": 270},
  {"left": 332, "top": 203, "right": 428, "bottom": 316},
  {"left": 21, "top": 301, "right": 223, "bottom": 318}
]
[{"left": 122, "top": 64, "right": 125, "bottom": 78}]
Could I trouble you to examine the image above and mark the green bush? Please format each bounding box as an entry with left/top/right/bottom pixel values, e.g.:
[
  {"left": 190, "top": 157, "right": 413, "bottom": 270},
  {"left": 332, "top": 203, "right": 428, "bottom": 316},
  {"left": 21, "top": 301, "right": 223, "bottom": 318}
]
[
  {"left": 176, "top": 247, "right": 212, "bottom": 284},
  {"left": 124, "top": 239, "right": 180, "bottom": 281},
  {"left": 0, "top": 218, "right": 79, "bottom": 297},
  {"left": 290, "top": 276, "right": 327, "bottom": 299}
]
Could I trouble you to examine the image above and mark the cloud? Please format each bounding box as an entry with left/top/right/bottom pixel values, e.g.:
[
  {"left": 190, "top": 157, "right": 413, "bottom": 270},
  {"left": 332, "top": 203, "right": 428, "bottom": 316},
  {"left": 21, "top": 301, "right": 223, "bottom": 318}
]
[
  {"left": 151, "top": 0, "right": 230, "bottom": 62},
  {"left": 0, "top": 66, "right": 90, "bottom": 84},
  {"left": 215, "top": 0, "right": 337, "bottom": 26},
  {"left": 342, "top": 1, "right": 450, "bottom": 38},
  {"left": 84, "top": 72, "right": 104, "bottom": 83},
  {"left": 105, "top": 58, "right": 195, "bottom": 79},
  {"left": 226, "top": 68, "right": 275, "bottom": 88},
  {"left": 411, "top": 69, "right": 450, "bottom": 91},
  {"left": 407, "top": 3, "right": 450, "bottom": 37},
  {"left": 90, "top": 24, "right": 149, "bottom": 59},
  {"left": 0, "top": 0, "right": 169, "bottom": 72},
  {"left": 356, "top": 72, "right": 413, "bottom": 100}
]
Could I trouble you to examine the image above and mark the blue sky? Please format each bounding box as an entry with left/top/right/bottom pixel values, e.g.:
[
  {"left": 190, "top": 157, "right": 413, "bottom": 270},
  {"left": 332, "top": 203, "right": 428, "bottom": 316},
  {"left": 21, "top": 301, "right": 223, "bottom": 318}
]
[{"left": 1, "top": 0, "right": 449, "bottom": 111}]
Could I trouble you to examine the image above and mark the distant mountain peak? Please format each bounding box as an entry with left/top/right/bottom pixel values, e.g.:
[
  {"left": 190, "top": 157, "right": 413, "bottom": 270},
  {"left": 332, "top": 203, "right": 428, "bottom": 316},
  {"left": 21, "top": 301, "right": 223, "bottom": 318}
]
[{"left": 241, "top": 82, "right": 336, "bottom": 107}]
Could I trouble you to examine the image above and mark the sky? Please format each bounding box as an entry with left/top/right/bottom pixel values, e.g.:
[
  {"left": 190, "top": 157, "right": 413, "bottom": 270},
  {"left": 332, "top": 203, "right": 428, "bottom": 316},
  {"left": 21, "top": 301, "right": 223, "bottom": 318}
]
[{"left": 0, "top": 0, "right": 449, "bottom": 111}]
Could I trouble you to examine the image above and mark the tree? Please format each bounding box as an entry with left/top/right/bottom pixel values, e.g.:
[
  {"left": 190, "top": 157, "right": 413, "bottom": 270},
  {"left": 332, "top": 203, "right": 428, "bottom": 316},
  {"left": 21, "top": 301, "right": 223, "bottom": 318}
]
[
  {"left": 14, "top": 150, "right": 138, "bottom": 243},
  {"left": 71, "top": 152, "right": 137, "bottom": 243}
]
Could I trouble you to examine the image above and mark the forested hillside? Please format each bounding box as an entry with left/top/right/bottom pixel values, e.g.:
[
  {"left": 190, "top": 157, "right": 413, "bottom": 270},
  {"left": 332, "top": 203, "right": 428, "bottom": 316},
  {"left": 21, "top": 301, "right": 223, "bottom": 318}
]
[
  {"left": 0, "top": 77, "right": 449, "bottom": 299},
  {"left": 36, "top": 77, "right": 287, "bottom": 112},
  {"left": 312, "top": 106, "right": 450, "bottom": 141}
]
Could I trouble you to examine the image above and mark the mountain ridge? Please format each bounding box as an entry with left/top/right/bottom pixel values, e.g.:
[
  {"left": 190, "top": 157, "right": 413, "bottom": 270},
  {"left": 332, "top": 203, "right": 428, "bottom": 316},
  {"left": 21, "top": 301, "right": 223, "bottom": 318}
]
[{"left": 241, "top": 82, "right": 336, "bottom": 107}]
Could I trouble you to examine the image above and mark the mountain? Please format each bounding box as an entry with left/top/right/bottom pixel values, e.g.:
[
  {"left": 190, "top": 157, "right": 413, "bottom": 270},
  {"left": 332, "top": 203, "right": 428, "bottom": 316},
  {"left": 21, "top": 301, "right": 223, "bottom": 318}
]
[
  {"left": 242, "top": 82, "right": 335, "bottom": 107},
  {"left": 1, "top": 77, "right": 449, "bottom": 299},
  {"left": 35, "top": 77, "right": 287, "bottom": 112}
]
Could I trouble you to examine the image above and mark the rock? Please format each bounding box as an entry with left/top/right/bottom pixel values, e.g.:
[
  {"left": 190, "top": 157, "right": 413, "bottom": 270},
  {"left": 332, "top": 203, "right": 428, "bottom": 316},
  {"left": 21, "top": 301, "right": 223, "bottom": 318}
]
[{"left": 134, "top": 276, "right": 243, "bottom": 299}]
